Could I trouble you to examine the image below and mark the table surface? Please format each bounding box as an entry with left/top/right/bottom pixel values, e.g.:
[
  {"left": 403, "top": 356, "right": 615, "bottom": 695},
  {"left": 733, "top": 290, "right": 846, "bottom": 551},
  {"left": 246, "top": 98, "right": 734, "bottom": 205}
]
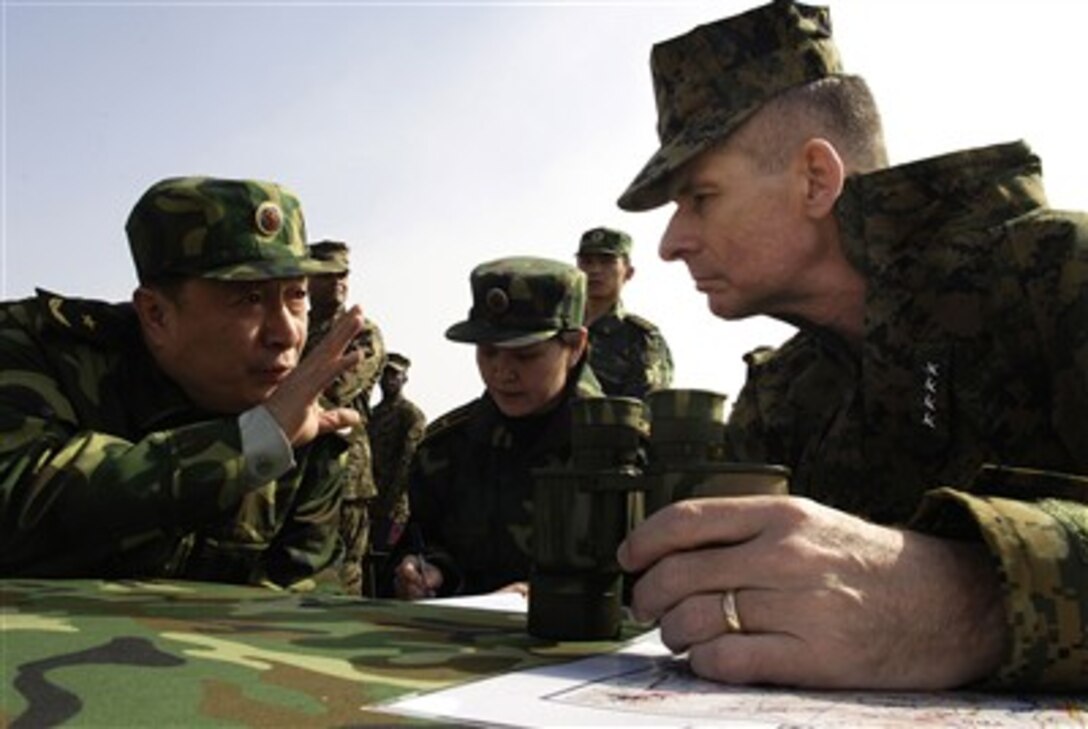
[{"left": 1, "top": 579, "right": 635, "bottom": 727}]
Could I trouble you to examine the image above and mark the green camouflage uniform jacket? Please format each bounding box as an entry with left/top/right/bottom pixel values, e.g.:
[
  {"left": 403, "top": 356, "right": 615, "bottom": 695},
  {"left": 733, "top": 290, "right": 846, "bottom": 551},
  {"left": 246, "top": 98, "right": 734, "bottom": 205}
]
[
  {"left": 305, "top": 307, "right": 384, "bottom": 595},
  {"left": 368, "top": 393, "right": 427, "bottom": 543},
  {"left": 404, "top": 359, "right": 602, "bottom": 596},
  {"left": 587, "top": 301, "right": 673, "bottom": 400},
  {"left": 0, "top": 291, "right": 345, "bottom": 587},
  {"left": 726, "top": 142, "right": 1087, "bottom": 691},
  {"left": 305, "top": 309, "right": 385, "bottom": 502}
]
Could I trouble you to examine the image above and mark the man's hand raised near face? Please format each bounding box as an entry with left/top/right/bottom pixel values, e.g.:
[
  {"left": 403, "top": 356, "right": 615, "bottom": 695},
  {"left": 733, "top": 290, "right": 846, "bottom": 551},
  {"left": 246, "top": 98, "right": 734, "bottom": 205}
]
[{"left": 264, "top": 305, "right": 365, "bottom": 446}]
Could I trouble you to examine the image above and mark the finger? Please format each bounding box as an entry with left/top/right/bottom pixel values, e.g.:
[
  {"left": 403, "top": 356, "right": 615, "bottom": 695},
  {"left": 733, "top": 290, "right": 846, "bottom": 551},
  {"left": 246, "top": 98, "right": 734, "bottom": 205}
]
[
  {"left": 657, "top": 588, "right": 776, "bottom": 653},
  {"left": 686, "top": 632, "right": 834, "bottom": 689},
  {"left": 320, "top": 305, "right": 365, "bottom": 358},
  {"left": 421, "top": 564, "right": 443, "bottom": 592},
  {"left": 657, "top": 592, "right": 735, "bottom": 652},
  {"left": 618, "top": 496, "right": 784, "bottom": 572},
  {"left": 629, "top": 544, "right": 745, "bottom": 621},
  {"left": 317, "top": 406, "right": 361, "bottom": 435}
]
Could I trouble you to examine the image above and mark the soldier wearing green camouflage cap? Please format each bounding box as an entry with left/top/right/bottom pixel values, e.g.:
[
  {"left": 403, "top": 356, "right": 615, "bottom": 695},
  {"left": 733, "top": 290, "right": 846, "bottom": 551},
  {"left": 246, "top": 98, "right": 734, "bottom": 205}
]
[
  {"left": 394, "top": 256, "right": 602, "bottom": 599},
  {"left": 0, "top": 176, "right": 365, "bottom": 589},
  {"left": 616, "top": 0, "right": 1087, "bottom": 693},
  {"left": 304, "top": 238, "right": 387, "bottom": 596},
  {"left": 575, "top": 226, "right": 674, "bottom": 399}
]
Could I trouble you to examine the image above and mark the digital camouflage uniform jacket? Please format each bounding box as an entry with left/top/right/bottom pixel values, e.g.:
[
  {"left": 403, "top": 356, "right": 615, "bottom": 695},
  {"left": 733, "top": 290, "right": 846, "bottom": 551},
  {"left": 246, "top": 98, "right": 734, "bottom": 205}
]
[
  {"left": 587, "top": 301, "right": 674, "bottom": 399},
  {"left": 726, "top": 142, "right": 1087, "bottom": 690},
  {"left": 404, "top": 359, "right": 602, "bottom": 596},
  {"left": 305, "top": 311, "right": 385, "bottom": 502},
  {"left": 368, "top": 393, "right": 427, "bottom": 544},
  {"left": 0, "top": 291, "right": 345, "bottom": 586}
]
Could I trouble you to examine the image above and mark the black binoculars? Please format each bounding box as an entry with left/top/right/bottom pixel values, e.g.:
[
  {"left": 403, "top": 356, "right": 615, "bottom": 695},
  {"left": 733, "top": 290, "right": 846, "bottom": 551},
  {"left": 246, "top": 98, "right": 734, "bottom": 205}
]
[{"left": 527, "top": 388, "right": 789, "bottom": 641}]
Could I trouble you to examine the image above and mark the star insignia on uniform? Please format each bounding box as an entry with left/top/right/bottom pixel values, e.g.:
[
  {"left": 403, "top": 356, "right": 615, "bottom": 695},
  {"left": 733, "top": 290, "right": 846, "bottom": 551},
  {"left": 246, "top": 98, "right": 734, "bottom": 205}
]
[{"left": 82, "top": 314, "right": 96, "bottom": 331}]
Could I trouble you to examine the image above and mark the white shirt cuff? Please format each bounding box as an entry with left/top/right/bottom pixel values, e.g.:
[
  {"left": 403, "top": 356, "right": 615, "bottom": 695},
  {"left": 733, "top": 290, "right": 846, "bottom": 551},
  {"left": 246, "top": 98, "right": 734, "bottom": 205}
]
[{"left": 239, "top": 405, "right": 295, "bottom": 485}]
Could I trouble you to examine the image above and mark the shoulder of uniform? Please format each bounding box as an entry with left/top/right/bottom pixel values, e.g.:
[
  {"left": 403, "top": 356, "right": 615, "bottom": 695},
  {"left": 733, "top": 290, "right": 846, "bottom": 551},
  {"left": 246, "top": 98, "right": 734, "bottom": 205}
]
[
  {"left": 34, "top": 288, "right": 133, "bottom": 344},
  {"left": 622, "top": 311, "right": 661, "bottom": 334},
  {"left": 742, "top": 332, "right": 819, "bottom": 370},
  {"left": 742, "top": 345, "right": 779, "bottom": 368},
  {"left": 422, "top": 401, "right": 474, "bottom": 441}
]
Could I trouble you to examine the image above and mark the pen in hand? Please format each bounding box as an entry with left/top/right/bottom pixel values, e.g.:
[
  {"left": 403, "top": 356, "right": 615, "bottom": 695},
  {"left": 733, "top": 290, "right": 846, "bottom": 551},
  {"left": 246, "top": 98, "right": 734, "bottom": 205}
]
[{"left": 412, "top": 524, "right": 436, "bottom": 598}]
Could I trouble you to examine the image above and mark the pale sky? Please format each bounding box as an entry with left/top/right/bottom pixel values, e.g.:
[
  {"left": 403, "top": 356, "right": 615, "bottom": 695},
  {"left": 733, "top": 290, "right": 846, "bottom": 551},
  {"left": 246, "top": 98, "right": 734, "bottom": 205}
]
[{"left": 3, "top": 0, "right": 1086, "bottom": 420}]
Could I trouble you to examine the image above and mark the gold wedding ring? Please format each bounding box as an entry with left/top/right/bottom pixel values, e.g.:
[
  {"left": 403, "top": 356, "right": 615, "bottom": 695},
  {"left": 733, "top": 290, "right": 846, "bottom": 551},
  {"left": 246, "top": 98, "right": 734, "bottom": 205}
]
[{"left": 721, "top": 589, "right": 743, "bottom": 633}]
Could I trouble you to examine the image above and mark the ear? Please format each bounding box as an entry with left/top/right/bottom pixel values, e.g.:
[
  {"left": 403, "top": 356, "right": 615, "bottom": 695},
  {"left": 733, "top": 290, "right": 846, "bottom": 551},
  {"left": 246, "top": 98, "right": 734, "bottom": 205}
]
[
  {"left": 561, "top": 328, "right": 589, "bottom": 368},
  {"left": 798, "top": 138, "right": 845, "bottom": 219},
  {"left": 132, "top": 286, "right": 173, "bottom": 347},
  {"left": 623, "top": 258, "right": 635, "bottom": 283}
]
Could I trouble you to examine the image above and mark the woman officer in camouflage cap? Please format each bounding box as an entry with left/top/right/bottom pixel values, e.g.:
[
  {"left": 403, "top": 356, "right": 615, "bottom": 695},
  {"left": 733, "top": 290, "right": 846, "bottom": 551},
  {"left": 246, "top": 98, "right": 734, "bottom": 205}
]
[{"left": 393, "top": 256, "right": 602, "bottom": 599}]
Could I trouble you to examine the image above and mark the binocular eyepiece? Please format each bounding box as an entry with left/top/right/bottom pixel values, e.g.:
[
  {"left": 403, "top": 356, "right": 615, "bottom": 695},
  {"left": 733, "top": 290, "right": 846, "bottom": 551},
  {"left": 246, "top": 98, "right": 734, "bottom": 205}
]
[{"left": 527, "top": 389, "right": 789, "bottom": 641}]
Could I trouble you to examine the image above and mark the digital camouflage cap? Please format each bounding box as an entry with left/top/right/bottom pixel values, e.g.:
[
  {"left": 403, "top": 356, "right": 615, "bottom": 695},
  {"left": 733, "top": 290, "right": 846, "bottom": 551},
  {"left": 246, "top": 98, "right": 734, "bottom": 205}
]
[
  {"left": 308, "top": 240, "right": 351, "bottom": 275},
  {"left": 617, "top": 0, "right": 842, "bottom": 211},
  {"left": 385, "top": 352, "right": 411, "bottom": 372},
  {"left": 577, "top": 227, "right": 632, "bottom": 258},
  {"left": 446, "top": 256, "right": 586, "bottom": 347},
  {"left": 126, "top": 176, "right": 338, "bottom": 283}
]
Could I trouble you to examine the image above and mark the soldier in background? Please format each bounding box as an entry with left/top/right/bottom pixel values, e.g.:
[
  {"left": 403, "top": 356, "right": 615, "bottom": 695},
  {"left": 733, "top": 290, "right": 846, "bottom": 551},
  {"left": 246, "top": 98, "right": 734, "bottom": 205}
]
[
  {"left": 306, "top": 240, "right": 386, "bottom": 596},
  {"left": 614, "top": 0, "right": 1086, "bottom": 691},
  {"left": 393, "top": 257, "right": 602, "bottom": 599},
  {"left": 0, "top": 176, "right": 364, "bottom": 586},
  {"left": 366, "top": 352, "right": 427, "bottom": 595},
  {"left": 575, "top": 226, "right": 673, "bottom": 399}
]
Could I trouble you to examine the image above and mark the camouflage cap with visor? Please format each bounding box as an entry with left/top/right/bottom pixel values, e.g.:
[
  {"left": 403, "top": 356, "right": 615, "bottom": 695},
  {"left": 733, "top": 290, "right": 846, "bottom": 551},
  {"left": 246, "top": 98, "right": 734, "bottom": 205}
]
[
  {"left": 308, "top": 240, "right": 351, "bottom": 275},
  {"left": 446, "top": 256, "right": 586, "bottom": 348},
  {"left": 577, "top": 227, "right": 632, "bottom": 258},
  {"left": 126, "top": 176, "right": 339, "bottom": 283},
  {"left": 617, "top": 0, "right": 842, "bottom": 212},
  {"left": 385, "top": 352, "right": 412, "bottom": 372}
]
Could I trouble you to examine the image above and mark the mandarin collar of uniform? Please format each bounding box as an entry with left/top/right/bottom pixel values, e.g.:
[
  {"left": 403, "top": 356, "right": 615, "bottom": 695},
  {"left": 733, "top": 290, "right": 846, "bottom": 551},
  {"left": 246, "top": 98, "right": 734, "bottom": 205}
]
[
  {"left": 834, "top": 140, "right": 1047, "bottom": 278},
  {"left": 125, "top": 316, "right": 217, "bottom": 432}
]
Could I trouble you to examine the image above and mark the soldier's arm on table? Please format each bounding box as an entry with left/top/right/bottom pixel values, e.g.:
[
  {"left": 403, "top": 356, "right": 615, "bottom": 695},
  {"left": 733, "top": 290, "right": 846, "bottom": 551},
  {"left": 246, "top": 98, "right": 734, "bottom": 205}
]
[
  {"left": 0, "top": 301, "right": 361, "bottom": 575},
  {"left": 257, "top": 441, "right": 348, "bottom": 588},
  {"left": 0, "top": 304, "right": 272, "bottom": 572}
]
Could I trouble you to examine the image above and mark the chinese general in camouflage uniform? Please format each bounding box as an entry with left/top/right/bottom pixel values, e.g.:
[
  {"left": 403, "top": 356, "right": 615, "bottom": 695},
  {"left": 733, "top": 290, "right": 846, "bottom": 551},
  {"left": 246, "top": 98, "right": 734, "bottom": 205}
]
[
  {"left": 617, "top": 0, "right": 1087, "bottom": 690},
  {"left": 400, "top": 257, "right": 602, "bottom": 596},
  {"left": 0, "top": 177, "right": 347, "bottom": 587},
  {"left": 576, "top": 226, "right": 674, "bottom": 399},
  {"left": 367, "top": 353, "right": 426, "bottom": 545},
  {"left": 306, "top": 240, "right": 386, "bottom": 596}
]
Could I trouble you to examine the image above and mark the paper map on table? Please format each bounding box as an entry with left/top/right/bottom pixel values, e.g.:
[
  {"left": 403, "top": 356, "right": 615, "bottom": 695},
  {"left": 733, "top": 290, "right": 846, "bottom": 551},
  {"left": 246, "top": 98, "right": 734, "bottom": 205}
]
[{"left": 386, "top": 630, "right": 1086, "bottom": 727}]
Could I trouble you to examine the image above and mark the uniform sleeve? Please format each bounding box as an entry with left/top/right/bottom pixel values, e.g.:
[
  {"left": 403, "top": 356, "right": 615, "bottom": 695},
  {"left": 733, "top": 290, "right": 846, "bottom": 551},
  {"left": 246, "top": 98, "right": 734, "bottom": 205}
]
[
  {"left": 1, "top": 305, "right": 261, "bottom": 576},
  {"left": 401, "top": 436, "right": 464, "bottom": 596},
  {"left": 644, "top": 328, "right": 674, "bottom": 392},
  {"left": 387, "top": 408, "right": 427, "bottom": 527},
  {"left": 910, "top": 485, "right": 1088, "bottom": 691},
  {"left": 325, "top": 318, "right": 386, "bottom": 408},
  {"left": 258, "top": 438, "right": 346, "bottom": 588},
  {"left": 0, "top": 394, "right": 252, "bottom": 575}
]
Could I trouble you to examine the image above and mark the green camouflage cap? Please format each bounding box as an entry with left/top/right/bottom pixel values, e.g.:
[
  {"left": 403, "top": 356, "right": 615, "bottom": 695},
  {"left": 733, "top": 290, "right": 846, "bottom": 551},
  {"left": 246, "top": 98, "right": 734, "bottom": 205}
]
[
  {"left": 617, "top": 0, "right": 842, "bottom": 211},
  {"left": 446, "top": 256, "right": 586, "bottom": 347},
  {"left": 126, "top": 176, "right": 338, "bottom": 283},
  {"left": 577, "top": 227, "right": 632, "bottom": 257},
  {"left": 386, "top": 352, "right": 411, "bottom": 372},
  {"left": 308, "top": 240, "right": 351, "bottom": 274}
]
